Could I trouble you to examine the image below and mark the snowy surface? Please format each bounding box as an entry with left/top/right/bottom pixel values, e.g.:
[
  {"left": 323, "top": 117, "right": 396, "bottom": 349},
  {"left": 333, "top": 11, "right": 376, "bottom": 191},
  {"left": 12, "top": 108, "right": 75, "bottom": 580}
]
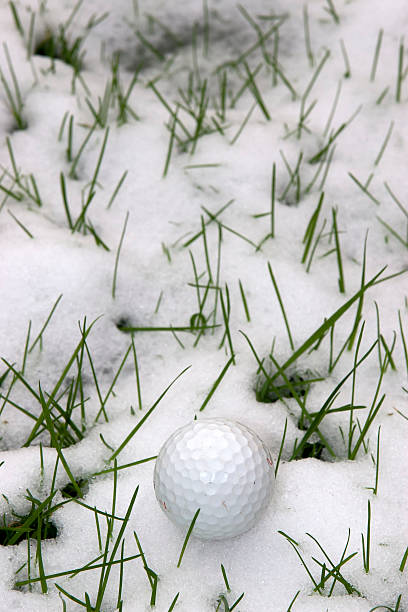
[{"left": 0, "top": 0, "right": 407, "bottom": 610}]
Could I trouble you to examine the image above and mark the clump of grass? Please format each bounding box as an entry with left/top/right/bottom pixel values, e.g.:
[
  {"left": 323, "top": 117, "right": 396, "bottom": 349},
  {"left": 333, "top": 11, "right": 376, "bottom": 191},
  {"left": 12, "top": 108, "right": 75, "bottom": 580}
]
[
  {"left": 58, "top": 126, "right": 113, "bottom": 250},
  {"left": 0, "top": 137, "right": 43, "bottom": 210},
  {"left": 255, "top": 367, "right": 319, "bottom": 404},
  {"left": 0, "top": 43, "right": 27, "bottom": 129},
  {"left": 15, "top": 476, "right": 142, "bottom": 606},
  {"left": 85, "top": 54, "right": 140, "bottom": 128},
  {"left": 0, "top": 490, "right": 59, "bottom": 546},
  {"left": 279, "top": 529, "right": 361, "bottom": 597},
  {"left": 34, "top": 0, "right": 108, "bottom": 76},
  {"left": 61, "top": 478, "right": 89, "bottom": 499}
]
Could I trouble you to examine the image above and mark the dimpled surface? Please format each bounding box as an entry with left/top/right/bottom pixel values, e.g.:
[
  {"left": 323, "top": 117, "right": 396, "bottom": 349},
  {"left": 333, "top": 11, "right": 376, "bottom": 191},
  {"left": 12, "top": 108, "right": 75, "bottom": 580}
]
[{"left": 154, "top": 418, "right": 274, "bottom": 540}]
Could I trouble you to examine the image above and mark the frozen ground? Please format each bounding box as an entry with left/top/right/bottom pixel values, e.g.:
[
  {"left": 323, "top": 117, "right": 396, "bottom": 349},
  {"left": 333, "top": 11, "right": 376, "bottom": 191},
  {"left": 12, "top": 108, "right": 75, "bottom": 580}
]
[{"left": 0, "top": 0, "right": 407, "bottom": 610}]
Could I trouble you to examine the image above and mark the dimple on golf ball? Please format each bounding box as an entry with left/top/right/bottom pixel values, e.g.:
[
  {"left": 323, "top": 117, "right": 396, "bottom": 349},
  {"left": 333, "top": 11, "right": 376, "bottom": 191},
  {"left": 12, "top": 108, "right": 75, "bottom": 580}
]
[{"left": 153, "top": 418, "right": 274, "bottom": 540}]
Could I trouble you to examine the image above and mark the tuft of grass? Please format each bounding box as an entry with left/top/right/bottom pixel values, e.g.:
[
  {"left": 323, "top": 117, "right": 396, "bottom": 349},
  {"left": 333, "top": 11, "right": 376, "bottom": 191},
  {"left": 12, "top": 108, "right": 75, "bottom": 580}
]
[
  {"left": 279, "top": 529, "right": 360, "bottom": 596},
  {"left": 216, "top": 591, "right": 245, "bottom": 611},
  {"left": 0, "top": 43, "right": 27, "bottom": 129},
  {"left": 55, "top": 485, "right": 140, "bottom": 610},
  {"left": 243, "top": 263, "right": 388, "bottom": 392},
  {"left": 0, "top": 137, "right": 43, "bottom": 209},
  {"left": 35, "top": 0, "right": 108, "bottom": 77},
  {"left": 0, "top": 489, "right": 60, "bottom": 546},
  {"left": 1, "top": 316, "right": 101, "bottom": 453},
  {"left": 61, "top": 478, "right": 89, "bottom": 499},
  {"left": 86, "top": 54, "right": 140, "bottom": 128},
  {"left": 347, "top": 333, "right": 391, "bottom": 460},
  {"left": 255, "top": 366, "right": 319, "bottom": 405}
]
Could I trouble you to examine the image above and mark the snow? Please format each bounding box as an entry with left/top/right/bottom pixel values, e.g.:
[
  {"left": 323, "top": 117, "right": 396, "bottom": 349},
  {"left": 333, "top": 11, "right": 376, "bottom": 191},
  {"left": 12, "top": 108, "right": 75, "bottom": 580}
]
[{"left": 0, "top": 0, "right": 407, "bottom": 610}]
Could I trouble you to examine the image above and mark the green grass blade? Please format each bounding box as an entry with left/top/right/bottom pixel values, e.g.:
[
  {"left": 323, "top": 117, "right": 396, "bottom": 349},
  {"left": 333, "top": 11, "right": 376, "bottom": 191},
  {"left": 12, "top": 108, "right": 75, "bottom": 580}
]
[{"left": 177, "top": 508, "right": 200, "bottom": 568}]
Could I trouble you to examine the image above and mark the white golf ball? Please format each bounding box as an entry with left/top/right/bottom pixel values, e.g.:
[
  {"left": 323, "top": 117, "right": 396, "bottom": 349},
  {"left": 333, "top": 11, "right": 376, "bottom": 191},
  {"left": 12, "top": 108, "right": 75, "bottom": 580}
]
[{"left": 153, "top": 418, "right": 274, "bottom": 540}]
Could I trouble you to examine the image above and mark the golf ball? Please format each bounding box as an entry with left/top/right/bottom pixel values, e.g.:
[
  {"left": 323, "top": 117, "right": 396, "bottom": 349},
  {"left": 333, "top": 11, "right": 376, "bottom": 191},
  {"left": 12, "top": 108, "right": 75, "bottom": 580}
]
[{"left": 153, "top": 418, "right": 274, "bottom": 540}]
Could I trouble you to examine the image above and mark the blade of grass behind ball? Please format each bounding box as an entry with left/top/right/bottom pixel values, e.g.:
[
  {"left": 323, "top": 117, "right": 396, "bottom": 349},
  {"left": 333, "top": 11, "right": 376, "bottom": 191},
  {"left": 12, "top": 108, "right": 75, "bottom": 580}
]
[
  {"left": 109, "top": 366, "right": 191, "bottom": 461},
  {"left": 199, "top": 355, "right": 235, "bottom": 412}
]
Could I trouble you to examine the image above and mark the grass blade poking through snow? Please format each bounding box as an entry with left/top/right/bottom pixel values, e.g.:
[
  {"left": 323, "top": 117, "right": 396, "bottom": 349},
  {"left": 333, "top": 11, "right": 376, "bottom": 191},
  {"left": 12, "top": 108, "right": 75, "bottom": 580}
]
[
  {"left": 362, "top": 500, "right": 372, "bottom": 573},
  {"left": 267, "top": 262, "right": 295, "bottom": 351},
  {"left": 38, "top": 385, "right": 82, "bottom": 497},
  {"left": 131, "top": 335, "right": 143, "bottom": 411},
  {"left": 331, "top": 207, "right": 346, "bottom": 293},
  {"left": 279, "top": 530, "right": 322, "bottom": 594},
  {"left": 221, "top": 564, "right": 231, "bottom": 591},
  {"left": 292, "top": 335, "right": 378, "bottom": 460},
  {"left": 370, "top": 29, "right": 383, "bottom": 81},
  {"left": 400, "top": 547, "right": 408, "bottom": 572},
  {"left": 238, "top": 279, "right": 251, "bottom": 322},
  {"left": 60, "top": 172, "right": 74, "bottom": 230},
  {"left": 302, "top": 192, "right": 324, "bottom": 265},
  {"left": 396, "top": 38, "right": 405, "bottom": 103},
  {"left": 199, "top": 355, "right": 234, "bottom": 411},
  {"left": 267, "top": 265, "right": 386, "bottom": 383},
  {"left": 348, "top": 343, "right": 390, "bottom": 460},
  {"left": 112, "top": 211, "right": 129, "bottom": 299},
  {"left": 303, "top": 5, "right": 314, "bottom": 67},
  {"left": 271, "top": 162, "right": 276, "bottom": 238},
  {"left": 0, "top": 43, "right": 27, "bottom": 129},
  {"left": 275, "top": 418, "right": 287, "bottom": 477},
  {"left": 168, "top": 592, "right": 180, "bottom": 611},
  {"left": 177, "top": 508, "right": 200, "bottom": 568},
  {"left": 348, "top": 233, "right": 368, "bottom": 350},
  {"left": 307, "top": 531, "right": 360, "bottom": 596},
  {"left": 93, "top": 485, "right": 140, "bottom": 610},
  {"left": 6, "top": 209, "right": 34, "bottom": 238},
  {"left": 2, "top": 317, "right": 100, "bottom": 447},
  {"left": 109, "top": 365, "right": 191, "bottom": 461},
  {"left": 29, "top": 294, "right": 63, "bottom": 354},
  {"left": 134, "top": 531, "right": 158, "bottom": 606},
  {"left": 219, "top": 287, "right": 235, "bottom": 364},
  {"left": 280, "top": 529, "right": 361, "bottom": 596},
  {"left": 367, "top": 426, "right": 381, "bottom": 495}
]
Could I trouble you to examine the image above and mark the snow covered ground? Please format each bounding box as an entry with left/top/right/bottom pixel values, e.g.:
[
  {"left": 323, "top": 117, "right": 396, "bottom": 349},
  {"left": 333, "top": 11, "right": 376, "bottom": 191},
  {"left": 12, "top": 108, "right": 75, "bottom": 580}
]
[{"left": 0, "top": 0, "right": 407, "bottom": 610}]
